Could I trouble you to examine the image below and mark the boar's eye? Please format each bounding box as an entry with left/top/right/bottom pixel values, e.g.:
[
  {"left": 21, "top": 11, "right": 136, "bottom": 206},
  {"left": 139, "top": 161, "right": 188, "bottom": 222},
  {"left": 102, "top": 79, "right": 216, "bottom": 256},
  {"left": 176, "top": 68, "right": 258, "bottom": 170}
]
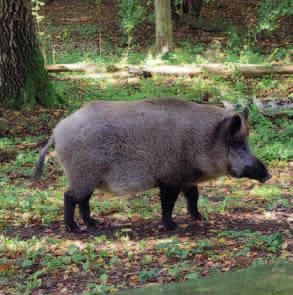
[{"left": 231, "top": 140, "right": 246, "bottom": 150}]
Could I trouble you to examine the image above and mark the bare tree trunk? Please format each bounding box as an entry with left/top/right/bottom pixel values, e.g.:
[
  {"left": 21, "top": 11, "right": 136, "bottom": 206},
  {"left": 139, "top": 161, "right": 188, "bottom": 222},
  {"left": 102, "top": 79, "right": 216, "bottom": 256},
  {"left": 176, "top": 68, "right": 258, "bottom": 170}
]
[
  {"left": 155, "top": 0, "right": 173, "bottom": 54},
  {"left": 192, "top": 0, "right": 203, "bottom": 18},
  {"left": 0, "top": 0, "right": 58, "bottom": 108},
  {"left": 172, "top": 1, "right": 203, "bottom": 18}
]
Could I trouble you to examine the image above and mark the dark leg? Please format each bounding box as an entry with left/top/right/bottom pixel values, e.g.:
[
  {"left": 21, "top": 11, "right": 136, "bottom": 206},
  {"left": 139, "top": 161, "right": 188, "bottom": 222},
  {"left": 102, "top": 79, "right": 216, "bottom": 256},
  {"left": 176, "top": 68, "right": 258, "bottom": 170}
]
[
  {"left": 79, "top": 193, "right": 96, "bottom": 227},
  {"left": 64, "top": 191, "right": 80, "bottom": 232},
  {"left": 182, "top": 185, "right": 203, "bottom": 220},
  {"left": 159, "top": 184, "right": 181, "bottom": 230}
]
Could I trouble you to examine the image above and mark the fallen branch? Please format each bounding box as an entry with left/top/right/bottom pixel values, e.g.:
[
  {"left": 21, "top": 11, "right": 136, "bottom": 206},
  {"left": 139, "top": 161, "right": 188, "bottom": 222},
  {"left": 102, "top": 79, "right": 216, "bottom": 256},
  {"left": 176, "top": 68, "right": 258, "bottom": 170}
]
[
  {"left": 46, "top": 63, "right": 293, "bottom": 77},
  {"left": 46, "top": 63, "right": 99, "bottom": 73},
  {"left": 49, "top": 71, "right": 133, "bottom": 80},
  {"left": 128, "top": 64, "right": 293, "bottom": 77},
  {"left": 46, "top": 63, "right": 124, "bottom": 73},
  {"left": 49, "top": 73, "right": 140, "bottom": 86}
]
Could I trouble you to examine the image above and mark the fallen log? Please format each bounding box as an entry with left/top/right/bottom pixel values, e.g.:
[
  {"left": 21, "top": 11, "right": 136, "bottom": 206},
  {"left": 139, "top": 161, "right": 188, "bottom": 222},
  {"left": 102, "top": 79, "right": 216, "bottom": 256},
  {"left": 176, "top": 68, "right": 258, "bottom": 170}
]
[
  {"left": 48, "top": 71, "right": 131, "bottom": 80},
  {"left": 46, "top": 63, "right": 123, "bottom": 73},
  {"left": 46, "top": 63, "right": 99, "bottom": 73},
  {"left": 48, "top": 73, "right": 140, "bottom": 86},
  {"left": 46, "top": 63, "right": 293, "bottom": 77},
  {"left": 128, "top": 64, "right": 293, "bottom": 77}
]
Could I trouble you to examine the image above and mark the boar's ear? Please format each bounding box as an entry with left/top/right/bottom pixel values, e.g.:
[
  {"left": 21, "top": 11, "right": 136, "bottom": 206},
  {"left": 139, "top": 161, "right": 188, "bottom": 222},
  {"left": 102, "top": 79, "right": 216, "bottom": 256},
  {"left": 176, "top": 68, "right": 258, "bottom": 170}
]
[
  {"left": 242, "top": 107, "right": 249, "bottom": 120},
  {"left": 227, "top": 114, "right": 242, "bottom": 138},
  {"left": 214, "top": 114, "right": 242, "bottom": 144}
]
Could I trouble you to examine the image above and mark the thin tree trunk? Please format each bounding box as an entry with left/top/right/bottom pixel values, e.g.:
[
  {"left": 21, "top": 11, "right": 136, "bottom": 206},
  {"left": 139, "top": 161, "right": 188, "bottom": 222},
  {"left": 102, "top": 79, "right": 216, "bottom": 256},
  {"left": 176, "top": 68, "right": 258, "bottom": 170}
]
[
  {"left": 192, "top": 0, "right": 203, "bottom": 18},
  {"left": 155, "top": 0, "right": 173, "bottom": 54},
  {"left": 0, "top": 0, "right": 58, "bottom": 108},
  {"left": 173, "top": 1, "right": 203, "bottom": 17}
]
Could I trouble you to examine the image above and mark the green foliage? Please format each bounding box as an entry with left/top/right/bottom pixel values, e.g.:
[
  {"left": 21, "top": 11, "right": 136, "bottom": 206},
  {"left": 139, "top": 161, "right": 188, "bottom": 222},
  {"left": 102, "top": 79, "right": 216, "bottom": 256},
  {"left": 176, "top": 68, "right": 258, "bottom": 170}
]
[
  {"left": 257, "top": 0, "right": 293, "bottom": 33},
  {"left": 156, "top": 238, "right": 190, "bottom": 259},
  {"left": 31, "top": 0, "right": 45, "bottom": 24},
  {"left": 139, "top": 268, "right": 160, "bottom": 283},
  {"left": 86, "top": 274, "right": 117, "bottom": 294},
  {"left": 185, "top": 271, "right": 199, "bottom": 280},
  {"left": 250, "top": 184, "right": 283, "bottom": 199},
  {"left": 168, "top": 262, "right": 189, "bottom": 279},
  {"left": 192, "top": 239, "right": 213, "bottom": 254},
  {"left": 116, "top": 0, "right": 146, "bottom": 48},
  {"left": 95, "top": 0, "right": 103, "bottom": 9},
  {"left": 218, "top": 230, "right": 283, "bottom": 253},
  {"left": 249, "top": 106, "right": 293, "bottom": 163},
  {"left": 156, "top": 238, "right": 213, "bottom": 259}
]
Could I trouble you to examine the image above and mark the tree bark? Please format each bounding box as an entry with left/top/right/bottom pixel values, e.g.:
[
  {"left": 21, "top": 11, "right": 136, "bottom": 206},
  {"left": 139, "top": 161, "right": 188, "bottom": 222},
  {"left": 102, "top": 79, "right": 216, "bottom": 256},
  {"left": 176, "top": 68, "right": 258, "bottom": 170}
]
[
  {"left": 0, "top": 0, "right": 58, "bottom": 108},
  {"left": 155, "top": 0, "right": 173, "bottom": 54}
]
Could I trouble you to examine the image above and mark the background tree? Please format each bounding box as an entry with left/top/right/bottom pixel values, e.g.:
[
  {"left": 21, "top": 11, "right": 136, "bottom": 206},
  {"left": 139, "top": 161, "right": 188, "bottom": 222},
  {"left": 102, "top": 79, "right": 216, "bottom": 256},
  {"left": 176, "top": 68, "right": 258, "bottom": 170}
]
[
  {"left": 0, "top": 0, "right": 58, "bottom": 108},
  {"left": 173, "top": 0, "right": 203, "bottom": 18},
  {"left": 117, "top": 0, "right": 146, "bottom": 51},
  {"left": 155, "top": 0, "right": 173, "bottom": 54},
  {"left": 191, "top": 0, "right": 203, "bottom": 18}
]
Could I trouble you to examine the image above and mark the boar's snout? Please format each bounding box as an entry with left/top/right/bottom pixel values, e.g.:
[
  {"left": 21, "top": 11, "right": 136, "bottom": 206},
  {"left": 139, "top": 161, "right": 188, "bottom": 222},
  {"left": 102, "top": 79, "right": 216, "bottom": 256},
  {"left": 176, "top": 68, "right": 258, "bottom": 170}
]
[{"left": 242, "top": 158, "right": 271, "bottom": 183}]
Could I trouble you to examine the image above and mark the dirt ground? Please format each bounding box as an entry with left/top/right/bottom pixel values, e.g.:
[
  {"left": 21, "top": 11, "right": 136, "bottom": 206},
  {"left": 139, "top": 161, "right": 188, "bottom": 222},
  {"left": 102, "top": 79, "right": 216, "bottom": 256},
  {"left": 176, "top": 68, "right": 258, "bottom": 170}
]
[{"left": 0, "top": 0, "right": 292, "bottom": 294}]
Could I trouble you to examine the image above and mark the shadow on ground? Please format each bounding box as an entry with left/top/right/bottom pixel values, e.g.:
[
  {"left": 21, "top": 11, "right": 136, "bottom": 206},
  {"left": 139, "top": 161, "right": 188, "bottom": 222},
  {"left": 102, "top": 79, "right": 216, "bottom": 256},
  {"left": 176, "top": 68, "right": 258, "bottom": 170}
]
[{"left": 3, "top": 211, "right": 289, "bottom": 241}]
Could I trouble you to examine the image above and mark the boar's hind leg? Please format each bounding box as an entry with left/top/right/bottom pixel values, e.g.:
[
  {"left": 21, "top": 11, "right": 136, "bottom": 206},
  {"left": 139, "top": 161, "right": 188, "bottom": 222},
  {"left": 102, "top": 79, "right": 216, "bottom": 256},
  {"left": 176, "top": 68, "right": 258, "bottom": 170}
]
[
  {"left": 79, "top": 192, "right": 97, "bottom": 227},
  {"left": 159, "top": 184, "right": 181, "bottom": 230},
  {"left": 182, "top": 185, "right": 203, "bottom": 220},
  {"left": 64, "top": 191, "right": 81, "bottom": 233}
]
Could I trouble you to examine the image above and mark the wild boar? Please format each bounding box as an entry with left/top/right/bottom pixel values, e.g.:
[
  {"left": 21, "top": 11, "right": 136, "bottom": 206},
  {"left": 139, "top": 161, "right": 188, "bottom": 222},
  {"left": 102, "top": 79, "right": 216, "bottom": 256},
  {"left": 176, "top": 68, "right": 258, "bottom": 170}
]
[{"left": 34, "top": 98, "right": 271, "bottom": 232}]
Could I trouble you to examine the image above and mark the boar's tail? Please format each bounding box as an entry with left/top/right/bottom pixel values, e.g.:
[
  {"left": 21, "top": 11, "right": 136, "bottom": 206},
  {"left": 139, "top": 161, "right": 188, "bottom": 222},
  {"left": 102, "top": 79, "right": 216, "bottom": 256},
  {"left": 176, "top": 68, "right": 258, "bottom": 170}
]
[{"left": 33, "top": 135, "right": 55, "bottom": 180}]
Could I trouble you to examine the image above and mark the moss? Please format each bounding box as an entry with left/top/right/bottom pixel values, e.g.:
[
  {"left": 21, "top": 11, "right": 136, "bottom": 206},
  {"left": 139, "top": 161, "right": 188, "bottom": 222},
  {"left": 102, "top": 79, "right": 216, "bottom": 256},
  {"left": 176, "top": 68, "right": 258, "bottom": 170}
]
[
  {"left": 23, "top": 46, "right": 60, "bottom": 107},
  {"left": 5, "top": 44, "right": 60, "bottom": 109}
]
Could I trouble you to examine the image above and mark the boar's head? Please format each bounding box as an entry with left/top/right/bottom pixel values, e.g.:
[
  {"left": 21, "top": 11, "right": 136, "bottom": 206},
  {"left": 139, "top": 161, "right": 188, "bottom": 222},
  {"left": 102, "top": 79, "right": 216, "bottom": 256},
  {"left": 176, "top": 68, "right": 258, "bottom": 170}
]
[{"left": 215, "top": 108, "right": 271, "bottom": 183}]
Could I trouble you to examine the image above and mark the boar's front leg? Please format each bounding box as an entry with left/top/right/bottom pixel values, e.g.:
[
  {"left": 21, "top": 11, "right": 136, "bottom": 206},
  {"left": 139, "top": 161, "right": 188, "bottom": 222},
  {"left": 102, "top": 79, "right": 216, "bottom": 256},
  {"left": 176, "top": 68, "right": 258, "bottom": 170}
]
[
  {"left": 79, "top": 192, "right": 97, "bottom": 227},
  {"left": 159, "top": 184, "right": 181, "bottom": 230},
  {"left": 182, "top": 185, "right": 204, "bottom": 221},
  {"left": 64, "top": 191, "right": 81, "bottom": 233}
]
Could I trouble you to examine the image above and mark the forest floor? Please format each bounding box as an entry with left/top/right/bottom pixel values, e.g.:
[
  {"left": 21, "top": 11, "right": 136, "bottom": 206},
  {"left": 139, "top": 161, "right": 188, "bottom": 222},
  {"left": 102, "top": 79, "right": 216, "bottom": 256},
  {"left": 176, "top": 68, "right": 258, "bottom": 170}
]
[
  {"left": 0, "top": 106, "right": 292, "bottom": 294},
  {"left": 0, "top": 0, "right": 292, "bottom": 294}
]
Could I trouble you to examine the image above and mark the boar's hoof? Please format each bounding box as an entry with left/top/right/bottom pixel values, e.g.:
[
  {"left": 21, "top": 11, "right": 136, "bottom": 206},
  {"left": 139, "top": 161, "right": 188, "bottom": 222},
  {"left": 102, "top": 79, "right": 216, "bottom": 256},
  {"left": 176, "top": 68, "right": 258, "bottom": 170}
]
[
  {"left": 85, "top": 218, "right": 98, "bottom": 228},
  {"left": 191, "top": 212, "right": 204, "bottom": 221},
  {"left": 164, "top": 220, "right": 178, "bottom": 231},
  {"left": 65, "top": 222, "right": 82, "bottom": 233}
]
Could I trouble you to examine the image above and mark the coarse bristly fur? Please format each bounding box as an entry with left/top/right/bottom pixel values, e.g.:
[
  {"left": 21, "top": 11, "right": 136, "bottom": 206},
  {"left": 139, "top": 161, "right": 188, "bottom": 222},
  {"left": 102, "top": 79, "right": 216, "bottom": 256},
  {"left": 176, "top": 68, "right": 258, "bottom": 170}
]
[
  {"left": 33, "top": 135, "right": 55, "bottom": 180},
  {"left": 34, "top": 97, "right": 271, "bottom": 231},
  {"left": 34, "top": 97, "right": 270, "bottom": 197}
]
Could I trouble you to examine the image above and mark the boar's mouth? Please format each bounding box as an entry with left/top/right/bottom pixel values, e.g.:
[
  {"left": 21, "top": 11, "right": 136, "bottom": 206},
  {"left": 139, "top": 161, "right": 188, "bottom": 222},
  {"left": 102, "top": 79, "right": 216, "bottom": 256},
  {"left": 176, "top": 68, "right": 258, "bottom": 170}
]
[
  {"left": 258, "top": 173, "right": 272, "bottom": 183},
  {"left": 228, "top": 162, "right": 272, "bottom": 183},
  {"left": 238, "top": 163, "right": 271, "bottom": 183}
]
